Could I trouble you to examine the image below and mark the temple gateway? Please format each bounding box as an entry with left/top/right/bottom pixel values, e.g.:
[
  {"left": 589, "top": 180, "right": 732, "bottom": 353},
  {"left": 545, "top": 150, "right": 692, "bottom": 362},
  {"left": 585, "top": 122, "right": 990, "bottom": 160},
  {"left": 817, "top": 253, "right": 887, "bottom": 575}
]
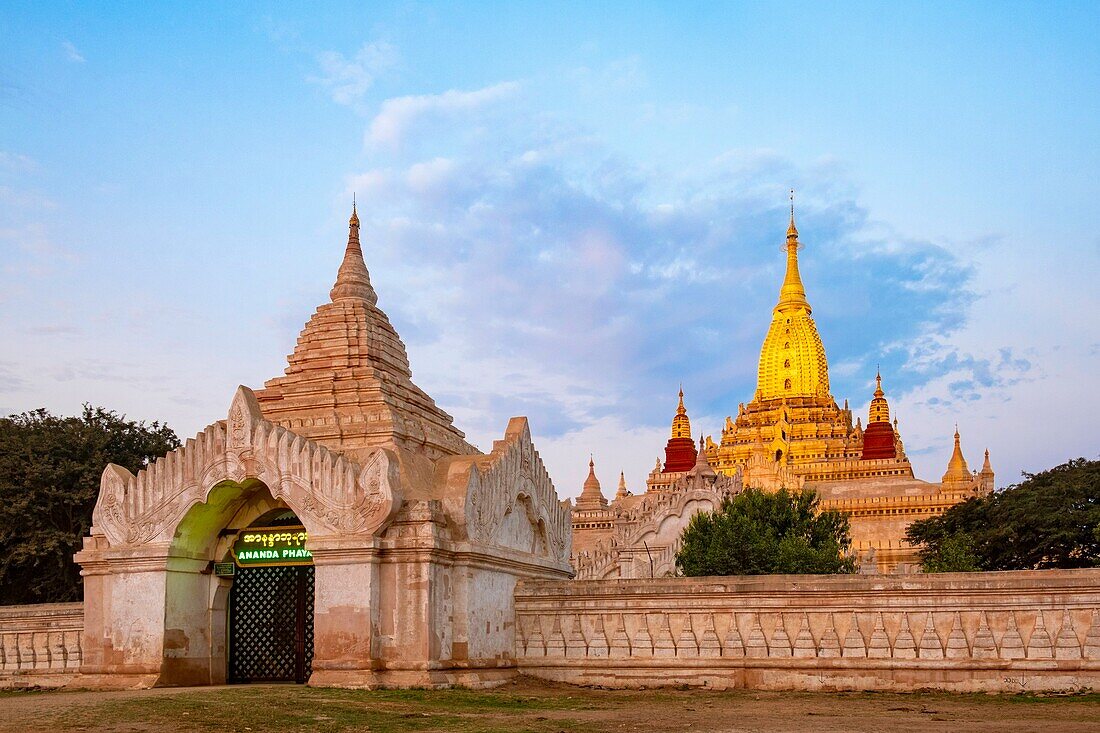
[
  {"left": 570, "top": 202, "right": 994, "bottom": 577},
  {"left": 74, "top": 205, "right": 572, "bottom": 688}
]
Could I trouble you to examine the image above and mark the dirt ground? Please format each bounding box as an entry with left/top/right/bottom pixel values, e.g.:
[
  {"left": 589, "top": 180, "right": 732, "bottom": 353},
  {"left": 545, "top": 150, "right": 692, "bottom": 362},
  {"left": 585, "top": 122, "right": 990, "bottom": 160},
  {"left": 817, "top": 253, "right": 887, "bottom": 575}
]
[{"left": 1, "top": 677, "right": 1098, "bottom": 733}]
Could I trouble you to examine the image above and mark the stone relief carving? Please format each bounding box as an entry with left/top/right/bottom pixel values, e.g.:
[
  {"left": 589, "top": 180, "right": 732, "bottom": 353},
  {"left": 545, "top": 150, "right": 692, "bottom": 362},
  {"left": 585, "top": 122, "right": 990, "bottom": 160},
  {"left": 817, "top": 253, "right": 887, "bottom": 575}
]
[
  {"left": 518, "top": 607, "right": 1100, "bottom": 665},
  {"left": 90, "top": 386, "right": 403, "bottom": 548},
  {"left": 461, "top": 417, "right": 571, "bottom": 564}
]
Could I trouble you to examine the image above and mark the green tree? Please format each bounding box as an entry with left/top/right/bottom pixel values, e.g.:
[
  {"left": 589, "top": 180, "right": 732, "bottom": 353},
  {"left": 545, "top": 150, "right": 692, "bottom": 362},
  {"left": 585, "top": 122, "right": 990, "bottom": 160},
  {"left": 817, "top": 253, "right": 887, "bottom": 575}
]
[
  {"left": 0, "top": 406, "right": 179, "bottom": 605},
  {"left": 675, "top": 488, "right": 856, "bottom": 576},
  {"left": 918, "top": 532, "right": 981, "bottom": 573},
  {"left": 907, "top": 457, "right": 1100, "bottom": 571}
]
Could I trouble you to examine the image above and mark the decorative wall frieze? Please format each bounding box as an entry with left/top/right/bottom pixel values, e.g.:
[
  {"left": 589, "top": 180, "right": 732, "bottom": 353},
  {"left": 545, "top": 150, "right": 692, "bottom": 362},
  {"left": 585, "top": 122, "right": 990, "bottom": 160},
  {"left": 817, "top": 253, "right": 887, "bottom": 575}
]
[{"left": 515, "top": 570, "right": 1100, "bottom": 691}]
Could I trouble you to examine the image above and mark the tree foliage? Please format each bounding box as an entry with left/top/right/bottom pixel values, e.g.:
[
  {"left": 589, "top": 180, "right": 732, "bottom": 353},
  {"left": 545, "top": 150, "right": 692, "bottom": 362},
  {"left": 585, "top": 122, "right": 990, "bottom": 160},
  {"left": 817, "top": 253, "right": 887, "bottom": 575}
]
[
  {"left": 906, "top": 457, "right": 1100, "bottom": 572},
  {"left": 0, "top": 406, "right": 179, "bottom": 604},
  {"left": 675, "top": 488, "right": 856, "bottom": 576}
]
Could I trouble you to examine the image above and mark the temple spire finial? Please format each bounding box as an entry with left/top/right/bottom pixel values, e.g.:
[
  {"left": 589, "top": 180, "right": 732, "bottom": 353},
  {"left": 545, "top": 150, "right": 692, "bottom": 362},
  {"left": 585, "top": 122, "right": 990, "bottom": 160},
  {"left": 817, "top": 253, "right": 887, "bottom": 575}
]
[
  {"left": 578, "top": 454, "right": 607, "bottom": 508},
  {"left": 615, "top": 470, "right": 629, "bottom": 500},
  {"left": 787, "top": 189, "right": 798, "bottom": 238},
  {"left": 330, "top": 199, "right": 378, "bottom": 305},
  {"left": 777, "top": 190, "right": 809, "bottom": 312},
  {"left": 942, "top": 425, "right": 970, "bottom": 484}
]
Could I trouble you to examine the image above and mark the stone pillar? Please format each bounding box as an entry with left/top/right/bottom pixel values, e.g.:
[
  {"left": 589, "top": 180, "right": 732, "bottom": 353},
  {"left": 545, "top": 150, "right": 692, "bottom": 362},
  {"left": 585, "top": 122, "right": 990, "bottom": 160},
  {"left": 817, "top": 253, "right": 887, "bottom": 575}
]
[
  {"left": 75, "top": 537, "right": 169, "bottom": 687},
  {"left": 159, "top": 555, "right": 218, "bottom": 686},
  {"left": 307, "top": 537, "right": 382, "bottom": 687},
  {"left": 376, "top": 501, "right": 451, "bottom": 683}
]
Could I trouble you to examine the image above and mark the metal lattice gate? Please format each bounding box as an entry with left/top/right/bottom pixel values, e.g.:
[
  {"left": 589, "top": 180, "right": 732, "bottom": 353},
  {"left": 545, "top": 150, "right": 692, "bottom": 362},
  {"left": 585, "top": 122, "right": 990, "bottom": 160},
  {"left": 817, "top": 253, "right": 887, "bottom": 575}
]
[{"left": 228, "top": 565, "right": 314, "bottom": 683}]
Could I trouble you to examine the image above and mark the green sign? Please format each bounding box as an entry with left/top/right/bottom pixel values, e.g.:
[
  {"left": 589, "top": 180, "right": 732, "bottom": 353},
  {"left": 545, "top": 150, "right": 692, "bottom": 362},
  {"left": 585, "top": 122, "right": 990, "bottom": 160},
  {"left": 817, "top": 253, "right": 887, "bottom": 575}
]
[
  {"left": 232, "top": 527, "right": 312, "bottom": 567},
  {"left": 214, "top": 562, "right": 235, "bottom": 577}
]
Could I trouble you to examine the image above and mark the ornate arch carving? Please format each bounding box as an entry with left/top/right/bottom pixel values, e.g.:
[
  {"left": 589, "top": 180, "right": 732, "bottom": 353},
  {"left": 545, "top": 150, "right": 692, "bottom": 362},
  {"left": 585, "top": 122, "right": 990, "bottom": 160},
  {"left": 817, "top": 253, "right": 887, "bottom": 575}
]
[
  {"left": 444, "top": 417, "right": 571, "bottom": 565},
  {"left": 91, "top": 386, "right": 403, "bottom": 548}
]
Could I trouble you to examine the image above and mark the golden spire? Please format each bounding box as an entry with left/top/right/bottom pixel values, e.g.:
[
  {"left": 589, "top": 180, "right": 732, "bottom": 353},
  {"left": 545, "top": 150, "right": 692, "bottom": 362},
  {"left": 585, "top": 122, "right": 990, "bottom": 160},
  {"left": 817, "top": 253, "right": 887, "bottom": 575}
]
[
  {"left": 330, "top": 198, "right": 378, "bottom": 305},
  {"left": 941, "top": 426, "right": 971, "bottom": 485},
  {"left": 787, "top": 189, "right": 798, "bottom": 238},
  {"left": 754, "top": 191, "right": 829, "bottom": 401},
  {"left": 671, "top": 385, "right": 692, "bottom": 439},
  {"left": 777, "top": 189, "right": 810, "bottom": 313},
  {"left": 868, "top": 367, "right": 890, "bottom": 424}
]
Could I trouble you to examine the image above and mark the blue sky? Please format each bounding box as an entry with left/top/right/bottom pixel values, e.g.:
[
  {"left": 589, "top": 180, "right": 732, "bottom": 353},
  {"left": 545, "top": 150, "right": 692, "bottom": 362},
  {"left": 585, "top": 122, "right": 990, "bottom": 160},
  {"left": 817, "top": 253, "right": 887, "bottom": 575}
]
[{"left": 2, "top": 2, "right": 1098, "bottom": 496}]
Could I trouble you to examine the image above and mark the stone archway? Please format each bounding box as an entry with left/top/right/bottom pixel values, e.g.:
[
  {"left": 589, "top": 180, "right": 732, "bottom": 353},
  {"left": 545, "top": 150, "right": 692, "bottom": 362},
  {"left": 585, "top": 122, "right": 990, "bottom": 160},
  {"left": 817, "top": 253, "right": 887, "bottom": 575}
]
[
  {"left": 159, "top": 480, "right": 297, "bottom": 685},
  {"left": 75, "top": 386, "right": 402, "bottom": 688}
]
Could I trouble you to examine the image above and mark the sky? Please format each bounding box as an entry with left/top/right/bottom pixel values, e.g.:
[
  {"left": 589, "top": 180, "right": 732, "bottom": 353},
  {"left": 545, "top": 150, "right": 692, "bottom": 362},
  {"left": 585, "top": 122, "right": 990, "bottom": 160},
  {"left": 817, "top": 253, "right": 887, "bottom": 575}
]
[{"left": 1, "top": 2, "right": 1098, "bottom": 498}]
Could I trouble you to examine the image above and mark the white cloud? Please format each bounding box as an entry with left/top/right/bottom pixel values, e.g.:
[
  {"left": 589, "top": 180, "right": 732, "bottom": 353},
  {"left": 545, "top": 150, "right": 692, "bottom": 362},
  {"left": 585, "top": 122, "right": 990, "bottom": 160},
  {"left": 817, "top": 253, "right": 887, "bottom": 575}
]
[
  {"left": 330, "top": 71, "right": 1100, "bottom": 491},
  {"left": 0, "top": 152, "right": 37, "bottom": 174},
  {"left": 61, "top": 41, "right": 84, "bottom": 63},
  {"left": 0, "top": 223, "right": 77, "bottom": 277},
  {"left": 366, "top": 82, "right": 521, "bottom": 149},
  {"left": 311, "top": 42, "right": 397, "bottom": 107},
  {"left": 339, "top": 121, "right": 986, "bottom": 491}
]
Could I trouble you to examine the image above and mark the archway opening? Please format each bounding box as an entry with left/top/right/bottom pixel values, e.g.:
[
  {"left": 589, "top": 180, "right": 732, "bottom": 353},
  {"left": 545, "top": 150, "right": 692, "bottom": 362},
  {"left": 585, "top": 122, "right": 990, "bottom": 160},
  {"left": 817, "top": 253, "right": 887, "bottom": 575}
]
[
  {"left": 160, "top": 480, "right": 316, "bottom": 686},
  {"left": 227, "top": 508, "right": 315, "bottom": 684}
]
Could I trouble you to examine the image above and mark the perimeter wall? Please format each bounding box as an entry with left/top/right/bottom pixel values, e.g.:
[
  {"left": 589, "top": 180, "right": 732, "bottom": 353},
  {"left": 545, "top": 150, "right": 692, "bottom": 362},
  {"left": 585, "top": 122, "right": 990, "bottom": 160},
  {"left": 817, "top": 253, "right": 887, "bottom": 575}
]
[
  {"left": 5, "top": 570, "right": 1100, "bottom": 691},
  {"left": 0, "top": 603, "right": 83, "bottom": 687},
  {"left": 515, "top": 570, "right": 1100, "bottom": 692}
]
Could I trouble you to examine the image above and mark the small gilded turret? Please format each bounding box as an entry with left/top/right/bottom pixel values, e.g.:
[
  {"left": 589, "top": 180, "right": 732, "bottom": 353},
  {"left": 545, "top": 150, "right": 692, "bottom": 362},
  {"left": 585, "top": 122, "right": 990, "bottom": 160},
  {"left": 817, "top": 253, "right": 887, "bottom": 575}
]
[
  {"left": 671, "top": 387, "right": 691, "bottom": 439},
  {"left": 662, "top": 386, "right": 698, "bottom": 472},
  {"left": 861, "top": 369, "right": 897, "bottom": 460},
  {"left": 941, "top": 427, "right": 972, "bottom": 488}
]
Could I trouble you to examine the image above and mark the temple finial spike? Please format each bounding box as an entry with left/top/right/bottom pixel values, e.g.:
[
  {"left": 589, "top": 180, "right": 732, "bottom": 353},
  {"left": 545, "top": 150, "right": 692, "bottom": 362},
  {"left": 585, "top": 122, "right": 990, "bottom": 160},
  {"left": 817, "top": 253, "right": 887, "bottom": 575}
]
[
  {"left": 778, "top": 189, "right": 807, "bottom": 308},
  {"left": 787, "top": 189, "right": 797, "bottom": 236},
  {"left": 330, "top": 201, "right": 376, "bottom": 304}
]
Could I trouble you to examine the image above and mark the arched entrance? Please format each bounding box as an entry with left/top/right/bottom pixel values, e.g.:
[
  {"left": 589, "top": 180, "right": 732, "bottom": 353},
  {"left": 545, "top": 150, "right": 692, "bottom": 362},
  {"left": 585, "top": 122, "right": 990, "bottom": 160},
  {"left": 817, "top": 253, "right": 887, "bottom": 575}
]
[{"left": 227, "top": 509, "right": 315, "bottom": 684}]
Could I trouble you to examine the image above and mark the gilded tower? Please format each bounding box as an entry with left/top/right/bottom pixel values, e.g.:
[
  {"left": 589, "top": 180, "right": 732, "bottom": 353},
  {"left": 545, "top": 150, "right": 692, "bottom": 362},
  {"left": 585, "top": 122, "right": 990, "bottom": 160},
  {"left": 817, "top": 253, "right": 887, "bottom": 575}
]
[
  {"left": 710, "top": 197, "right": 872, "bottom": 476},
  {"left": 755, "top": 200, "right": 830, "bottom": 401}
]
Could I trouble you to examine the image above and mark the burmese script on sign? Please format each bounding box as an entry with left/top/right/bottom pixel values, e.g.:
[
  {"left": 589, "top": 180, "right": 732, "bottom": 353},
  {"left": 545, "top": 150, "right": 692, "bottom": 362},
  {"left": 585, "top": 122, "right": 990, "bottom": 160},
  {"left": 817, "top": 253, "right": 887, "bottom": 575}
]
[{"left": 232, "top": 527, "right": 313, "bottom": 566}]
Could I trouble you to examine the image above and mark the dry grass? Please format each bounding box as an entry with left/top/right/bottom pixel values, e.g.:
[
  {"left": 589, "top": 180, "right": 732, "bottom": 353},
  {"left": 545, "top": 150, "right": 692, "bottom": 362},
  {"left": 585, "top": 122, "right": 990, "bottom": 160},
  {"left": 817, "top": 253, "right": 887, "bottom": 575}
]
[{"left": 1, "top": 678, "right": 1098, "bottom": 733}]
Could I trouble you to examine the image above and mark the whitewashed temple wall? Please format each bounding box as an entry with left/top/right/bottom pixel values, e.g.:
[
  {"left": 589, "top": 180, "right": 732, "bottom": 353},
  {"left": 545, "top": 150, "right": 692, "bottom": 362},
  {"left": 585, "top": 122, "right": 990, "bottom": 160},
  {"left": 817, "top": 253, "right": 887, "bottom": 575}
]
[{"left": 515, "top": 569, "right": 1100, "bottom": 693}]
